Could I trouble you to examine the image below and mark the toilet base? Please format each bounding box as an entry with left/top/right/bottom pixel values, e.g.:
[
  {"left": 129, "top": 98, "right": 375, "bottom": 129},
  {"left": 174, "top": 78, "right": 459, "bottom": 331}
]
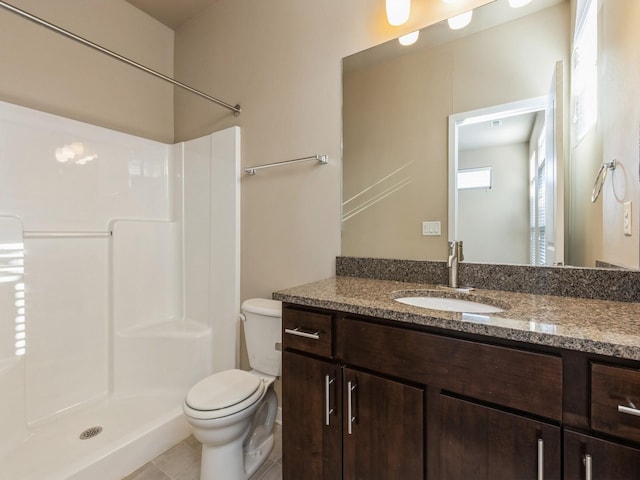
[
  {"left": 196, "top": 388, "right": 279, "bottom": 480},
  {"left": 244, "top": 432, "right": 275, "bottom": 478},
  {"left": 199, "top": 430, "right": 275, "bottom": 480}
]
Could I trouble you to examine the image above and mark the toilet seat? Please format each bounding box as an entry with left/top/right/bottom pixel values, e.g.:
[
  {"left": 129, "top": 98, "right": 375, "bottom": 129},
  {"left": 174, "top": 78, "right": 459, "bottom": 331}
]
[{"left": 184, "top": 369, "right": 266, "bottom": 420}]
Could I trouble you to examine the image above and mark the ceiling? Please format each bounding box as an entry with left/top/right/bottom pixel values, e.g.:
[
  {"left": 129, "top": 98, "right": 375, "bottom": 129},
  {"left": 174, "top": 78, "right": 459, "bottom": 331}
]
[
  {"left": 459, "top": 112, "right": 539, "bottom": 151},
  {"left": 126, "top": 0, "right": 216, "bottom": 29}
]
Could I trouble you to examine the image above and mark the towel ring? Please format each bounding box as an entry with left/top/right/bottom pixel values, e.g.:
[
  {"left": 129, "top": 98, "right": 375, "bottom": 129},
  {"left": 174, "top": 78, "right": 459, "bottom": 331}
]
[{"left": 591, "top": 159, "right": 616, "bottom": 203}]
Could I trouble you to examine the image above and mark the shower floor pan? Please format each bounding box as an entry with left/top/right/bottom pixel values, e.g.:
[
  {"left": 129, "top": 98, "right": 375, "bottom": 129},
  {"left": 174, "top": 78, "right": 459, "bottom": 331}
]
[{"left": 0, "top": 391, "right": 190, "bottom": 480}]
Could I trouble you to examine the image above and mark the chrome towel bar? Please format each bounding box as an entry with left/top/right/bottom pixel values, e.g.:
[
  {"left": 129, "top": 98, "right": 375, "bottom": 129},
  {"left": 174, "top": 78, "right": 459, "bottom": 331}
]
[
  {"left": 23, "top": 231, "right": 112, "bottom": 239},
  {"left": 245, "top": 154, "right": 328, "bottom": 175},
  {"left": 591, "top": 159, "right": 616, "bottom": 203}
]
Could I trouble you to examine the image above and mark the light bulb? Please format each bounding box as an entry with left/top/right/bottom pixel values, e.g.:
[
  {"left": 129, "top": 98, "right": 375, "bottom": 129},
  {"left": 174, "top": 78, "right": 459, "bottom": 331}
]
[
  {"left": 386, "top": 0, "right": 411, "bottom": 26},
  {"left": 508, "top": 0, "right": 532, "bottom": 7},
  {"left": 447, "top": 9, "right": 473, "bottom": 30},
  {"left": 399, "top": 30, "right": 419, "bottom": 46}
]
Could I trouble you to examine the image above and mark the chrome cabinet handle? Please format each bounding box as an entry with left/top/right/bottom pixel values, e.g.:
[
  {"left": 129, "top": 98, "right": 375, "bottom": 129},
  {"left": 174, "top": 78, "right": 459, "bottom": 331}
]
[
  {"left": 324, "top": 374, "right": 335, "bottom": 426},
  {"left": 584, "top": 454, "right": 592, "bottom": 480},
  {"left": 284, "top": 327, "right": 320, "bottom": 340},
  {"left": 347, "top": 381, "right": 357, "bottom": 435},
  {"left": 618, "top": 405, "right": 640, "bottom": 417},
  {"left": 537, "top": 438, "right": 544, "bottom": 480}
]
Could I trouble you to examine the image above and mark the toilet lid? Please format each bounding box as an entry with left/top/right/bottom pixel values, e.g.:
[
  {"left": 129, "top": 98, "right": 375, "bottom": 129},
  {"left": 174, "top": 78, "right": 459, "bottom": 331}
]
[{"left": 185, "top": 369, "right": 263, "bottom": 411}]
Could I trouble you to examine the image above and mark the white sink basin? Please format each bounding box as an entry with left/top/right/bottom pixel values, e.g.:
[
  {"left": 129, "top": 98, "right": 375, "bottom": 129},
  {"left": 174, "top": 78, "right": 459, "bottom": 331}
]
[{"left": 394, "top": 296, "right": 504, "bottom": 313}]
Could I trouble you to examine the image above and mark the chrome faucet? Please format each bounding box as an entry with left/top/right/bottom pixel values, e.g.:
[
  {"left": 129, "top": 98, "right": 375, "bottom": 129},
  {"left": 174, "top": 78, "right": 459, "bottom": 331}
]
[{"left": 448, "top": 240, "right": 464, "bottom": 288}]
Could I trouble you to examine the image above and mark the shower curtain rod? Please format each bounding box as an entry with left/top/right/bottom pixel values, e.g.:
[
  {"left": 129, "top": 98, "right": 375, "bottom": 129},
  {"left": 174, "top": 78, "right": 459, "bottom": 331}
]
[{"left": 0, "top": 1, "right": 241, "bottom": 116}]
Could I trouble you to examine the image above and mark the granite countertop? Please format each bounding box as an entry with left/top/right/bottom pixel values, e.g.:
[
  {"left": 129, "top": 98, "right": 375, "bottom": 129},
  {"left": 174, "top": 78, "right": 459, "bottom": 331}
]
[{"left": 273, "top": 276, "right": 640, "bottom": 361}]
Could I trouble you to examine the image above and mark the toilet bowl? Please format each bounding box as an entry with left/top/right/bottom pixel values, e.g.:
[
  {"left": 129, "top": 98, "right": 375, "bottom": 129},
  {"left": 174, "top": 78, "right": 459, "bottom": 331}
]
[{"left": 183, "top": 299, "right": 282, "bottom": 480}]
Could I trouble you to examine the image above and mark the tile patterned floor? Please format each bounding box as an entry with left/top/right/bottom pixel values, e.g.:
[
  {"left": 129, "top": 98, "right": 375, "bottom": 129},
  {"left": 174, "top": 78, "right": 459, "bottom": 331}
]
[{"left": 123, "top": 425, "right": 282, "bottom": 480}]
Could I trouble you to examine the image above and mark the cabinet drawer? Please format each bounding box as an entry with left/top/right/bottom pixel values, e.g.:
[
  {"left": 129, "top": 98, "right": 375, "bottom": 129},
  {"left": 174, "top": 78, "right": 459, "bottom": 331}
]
[
  {"left": 337, "top": 318, "right": 562, "bottom": 420},
  {"left": 591, "top": 362, "right": 640, "bottom": 443},
  {"left": 283, "top": 307, "right": 333, "bottom": 358}
]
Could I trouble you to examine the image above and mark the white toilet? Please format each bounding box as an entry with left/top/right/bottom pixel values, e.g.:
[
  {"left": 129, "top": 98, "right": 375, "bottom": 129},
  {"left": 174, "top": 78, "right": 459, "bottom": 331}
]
[{"left": 182, "top": 298, "right": 282, "bottom": 480}]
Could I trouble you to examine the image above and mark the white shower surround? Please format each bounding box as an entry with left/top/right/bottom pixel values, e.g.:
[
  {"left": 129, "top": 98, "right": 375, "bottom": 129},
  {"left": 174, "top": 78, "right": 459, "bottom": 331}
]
[{"left": 0, "top": 101, "right": 240, "bottom": 479}]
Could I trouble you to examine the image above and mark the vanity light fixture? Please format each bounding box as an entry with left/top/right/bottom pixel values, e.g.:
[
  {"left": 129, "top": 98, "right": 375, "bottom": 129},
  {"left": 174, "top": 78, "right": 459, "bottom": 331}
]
[
  {"left": 399, "top": 30, "right": 419, "bottom": 46},
  {"left": 508, "top": 0, "right": 533, "bottom": 7},
  {"left": 448, "top": 9, "right": 473, "bottom": 30},
  {"left": 386, "top": 0, "right": 411, "bottom": 26}
]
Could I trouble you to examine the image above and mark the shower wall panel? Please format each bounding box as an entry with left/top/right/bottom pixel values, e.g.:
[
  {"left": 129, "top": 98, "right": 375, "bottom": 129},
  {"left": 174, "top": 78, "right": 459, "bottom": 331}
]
[
  {"left": 0, "top": 102, "right": 241, "bottom": 477},
  {"left": 0, "top": 100, "right": 171, "bottom": 229},
  {"left": 182, "top": 136, "right": 211, "bottom": 329},
  {"left": 24, "top": 237, "right": 110, "bottom": 423},
  {"left": 0, "top": 216, "right": 27, "bottom": 448},
  {"left": 0, "top": 99, "right": 176, "bottom": 425}
]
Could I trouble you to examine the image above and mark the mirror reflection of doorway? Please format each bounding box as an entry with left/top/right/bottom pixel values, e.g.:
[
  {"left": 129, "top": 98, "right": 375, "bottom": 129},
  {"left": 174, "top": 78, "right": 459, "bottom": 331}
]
[
  {"left": 458, "top": 109, "right": 541, "bottom": 265},
  {"left": 449, "top": 63, "right": 564, "bottom": 266}
]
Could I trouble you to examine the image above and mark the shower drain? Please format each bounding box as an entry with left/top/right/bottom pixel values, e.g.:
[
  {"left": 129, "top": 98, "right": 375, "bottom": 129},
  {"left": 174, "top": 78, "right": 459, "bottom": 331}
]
[{"left": 79, "top": 426, "right": 103, "bottom": 440}]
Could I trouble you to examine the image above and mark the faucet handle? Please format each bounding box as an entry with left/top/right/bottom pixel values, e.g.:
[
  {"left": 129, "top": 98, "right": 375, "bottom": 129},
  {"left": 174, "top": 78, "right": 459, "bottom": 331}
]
[{"left": 458, "top": 241, "right": 464, "bottom": 261}]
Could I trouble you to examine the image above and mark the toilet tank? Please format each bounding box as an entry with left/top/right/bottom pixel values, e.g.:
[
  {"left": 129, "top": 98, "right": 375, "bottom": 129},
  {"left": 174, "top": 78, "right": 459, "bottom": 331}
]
[{"left": 241, "top": 298, "right": 282, "bottom": 377}]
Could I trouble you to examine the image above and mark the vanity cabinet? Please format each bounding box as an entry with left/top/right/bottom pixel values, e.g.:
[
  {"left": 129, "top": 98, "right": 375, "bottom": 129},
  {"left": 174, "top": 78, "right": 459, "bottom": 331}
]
[
  {"left": 282, "top": 308, "right": 424, "bottom": 480},
  {"left": 281, "top": 303, "right": 640, "bottom": 479},
  {"left": 282, "top": 350, "right": 342, "bottom": 480},
  {"left": 590, "top": 362, "right": 640, "bottom": 443},
  {"left": 563, "top": 430, "right": 640, "bottom": 479},
  {"left": 560, "top": 362, "right": 640, "bottom": 479},
  {"left": 439, "top": 395, "right": 561, "bottom": 479},
  {"left": 342, "top": 367, "right": 424, "bottom": 479}
]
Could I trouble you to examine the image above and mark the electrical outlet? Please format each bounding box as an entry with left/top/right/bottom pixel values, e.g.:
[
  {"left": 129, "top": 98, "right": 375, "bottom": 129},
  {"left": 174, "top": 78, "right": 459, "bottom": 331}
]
[{"left": 624, "top": 201, "right": 632, "bottom": 236}]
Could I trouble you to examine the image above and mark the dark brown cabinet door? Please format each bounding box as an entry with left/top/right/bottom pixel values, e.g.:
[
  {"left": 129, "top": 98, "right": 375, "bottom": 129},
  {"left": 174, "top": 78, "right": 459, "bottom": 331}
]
[
  {"left": 282, "top": 351, "right": 342, "bottom": 480},
  {"left": 564, "top": 429, "right": 640, "bottom": 480},
  {"left": 342, "top": 367, "right": 424, "bottom": 480},
  {"left": 440, "top": 395, "right": 561, "bottom": 480}
]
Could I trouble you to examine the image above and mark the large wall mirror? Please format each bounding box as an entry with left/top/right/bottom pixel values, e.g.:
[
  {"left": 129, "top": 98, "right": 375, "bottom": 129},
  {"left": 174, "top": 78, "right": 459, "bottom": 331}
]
[{"left": 342, "top": 0, "right": 640, "bottom": 269}]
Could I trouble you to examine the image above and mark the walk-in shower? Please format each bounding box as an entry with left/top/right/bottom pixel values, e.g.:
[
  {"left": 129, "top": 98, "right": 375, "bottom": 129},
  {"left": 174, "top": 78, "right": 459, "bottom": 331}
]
[{"left": 0, "top": 101, "right": 240, "bottom": 479}]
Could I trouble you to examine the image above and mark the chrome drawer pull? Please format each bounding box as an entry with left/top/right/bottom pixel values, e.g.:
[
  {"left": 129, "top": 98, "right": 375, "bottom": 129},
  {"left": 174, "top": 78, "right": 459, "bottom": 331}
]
[
  {"left": 537, "top": 438, "right": 544, "bottom": 480},
  {"left": 584, "top": 454, "right": 592, "bottom": 480},
  {"left": 284, "top": 327, "right": 320, "bottom": 340},
  {"left": 325, "top": 375, "right": 335, "bottom": 426},
  {"left": 347, "top": 381, "right": 357, "bottom": 435},
  {"left": 618, "top": 405, "right": 640, "bottom": 417}
]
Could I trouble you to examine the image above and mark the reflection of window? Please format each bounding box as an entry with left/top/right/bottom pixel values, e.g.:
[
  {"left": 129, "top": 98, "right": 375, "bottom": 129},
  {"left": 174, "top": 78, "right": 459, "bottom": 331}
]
[
  {"left": 571, "top": 0, "right": 597, "bottom": 144},
  {"left": 0, "top": 242, "right": 26, "bottom": 356},
  {"left": 458, "top": 167, "right": 492, "bottom": 190},
  {"left": 530, "top": 128, "right": 546, "bottom": 265}
]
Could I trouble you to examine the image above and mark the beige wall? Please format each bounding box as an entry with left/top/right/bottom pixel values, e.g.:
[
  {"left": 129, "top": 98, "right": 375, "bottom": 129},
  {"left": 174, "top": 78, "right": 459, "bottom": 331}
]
[
  {"left": 0, "top": 0, "right": 175, "bottom": 142},
  {"left": 0, "top": 0, "right": 494, "bottom": 299},
  {"left": 172, "top": 0, "right": 493, "bottom": 300},
  {"left": 567, "top": 0, "right": 640, "bottom": 269},
  {"left": 568, "top": 130, "right": 603, "bottom": 266},
  {"left": 343, "top": 43, "right": 453, "bottom": 260},
  {"left": 459, "top": 143, "right": 530, "bottom": 264},
  {"left": 342, "top": 3, "right": 569, "bottom": 261},
  {"left": 600, "top": 0, "right": 640, "bottom": 268}
]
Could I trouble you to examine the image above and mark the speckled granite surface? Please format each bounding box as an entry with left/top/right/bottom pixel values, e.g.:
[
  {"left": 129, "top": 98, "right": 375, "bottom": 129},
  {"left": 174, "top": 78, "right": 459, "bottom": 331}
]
[
  {"left": 273, "top": 276, "right": 640, "bottom": 361},
  {"left": 336, "top": 257, "right": 640, "bottom": 303}
]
